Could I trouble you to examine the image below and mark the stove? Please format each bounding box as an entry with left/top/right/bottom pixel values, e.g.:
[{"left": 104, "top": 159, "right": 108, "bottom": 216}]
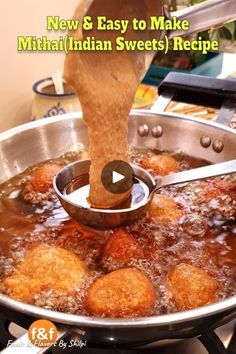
[{"left": 0, "top": 307, "right": 235, "bottom": 354}]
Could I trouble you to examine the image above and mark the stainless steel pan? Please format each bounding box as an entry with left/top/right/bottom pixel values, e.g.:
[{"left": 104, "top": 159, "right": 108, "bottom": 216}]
[{"left": 0, "top": 73, "right": 236, "bottom": 352}]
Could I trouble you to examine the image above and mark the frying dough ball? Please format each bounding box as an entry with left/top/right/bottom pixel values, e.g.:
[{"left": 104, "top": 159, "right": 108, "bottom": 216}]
[
  {"left": 168, "top": 263, "right": 219, "bottom": 310},
  {"left": 30, "top": 164, "right": 61, "bottom": 193},
  {"left": 140, "top": 154, "right": 178, "bottom": 176},
  {"left": 148, "top": 194, "right": 182, "bottom": 224},
  {"left": 201, "top": 179, "right": 236, "bottom": 203},
  {"left": 85, "top": 268, "right": 156, "bottom": 318},
  {"left": 3, "top": 246, "right": 89, "bottom": 303},
  {"left": 102, "top": 229, "right": 144, "bottom": 269}
]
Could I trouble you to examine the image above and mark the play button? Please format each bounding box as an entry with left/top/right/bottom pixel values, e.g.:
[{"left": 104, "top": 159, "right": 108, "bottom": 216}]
[
  {"left": 112, "top": 171, "right": 125, "bottom": 184},
  {"left": 101, "top": 160, "right": 134, "bottom": 194}
]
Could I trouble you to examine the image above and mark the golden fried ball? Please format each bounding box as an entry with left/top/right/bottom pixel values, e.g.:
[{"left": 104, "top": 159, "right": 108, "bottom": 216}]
[
  {"left": 85, "top": 268, "right": 156, "bottom": 318},
  {"left": 102, "top": 229, "right": 144, "bottom": 267},
  {"left": 202, "top": 179, "right": 236, "bottom": 203},
  {"left": 140, "top": 154, "right": 178, "bottom": 176},
  {"left": 147, "top": 194, "right": 182, "bottom": 224},
  {"left": 30, "top": 164, "right": 61, "bottom": 193},
  {"left": 168, "top": 263, "right": 219, "bottom": 310},
  {"left": 4, "top": 246, "right": 89, "bottom": 303}
]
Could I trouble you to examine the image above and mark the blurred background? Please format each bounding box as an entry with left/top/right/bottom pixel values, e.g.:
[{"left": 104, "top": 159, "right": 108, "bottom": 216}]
[{"left": 0, "top": 0, "right": 78, "bottom": 131}]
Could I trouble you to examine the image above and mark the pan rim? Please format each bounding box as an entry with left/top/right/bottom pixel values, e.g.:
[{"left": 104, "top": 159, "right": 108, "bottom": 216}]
[
  {"left": 0, "top": 293, "right": 235, "bottom": 328},
  {"left": 0, "top": 110, "right": 235, "bottom": 143}
]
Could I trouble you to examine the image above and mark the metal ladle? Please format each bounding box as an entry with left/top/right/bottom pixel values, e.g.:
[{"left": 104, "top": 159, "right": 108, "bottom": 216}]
[{"left": 54, "top": 159, "right": 236, "bottom": 229}]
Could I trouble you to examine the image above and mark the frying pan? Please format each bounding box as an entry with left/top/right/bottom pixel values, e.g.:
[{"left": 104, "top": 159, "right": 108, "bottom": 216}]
[{"left": 0, "top": 73, "right": 236, "bottom": 353}]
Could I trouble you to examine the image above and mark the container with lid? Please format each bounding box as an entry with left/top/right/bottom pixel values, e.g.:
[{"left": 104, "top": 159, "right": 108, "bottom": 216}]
[{"left": 31, "top": 77, "right": 81, "bottom": 120}]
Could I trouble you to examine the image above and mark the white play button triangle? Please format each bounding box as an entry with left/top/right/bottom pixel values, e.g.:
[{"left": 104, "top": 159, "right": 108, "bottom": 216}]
[
  {"left": 101, "top": 160, "right": 134, "bottom": 194},
  {"left": 112, "top": 171, "right": 125, "bottom": 184}
]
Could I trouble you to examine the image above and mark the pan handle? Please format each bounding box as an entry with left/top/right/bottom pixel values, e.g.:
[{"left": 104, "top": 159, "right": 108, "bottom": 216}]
[{"left": 151, "top": 72, "right": 236, "bottom": 127}]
